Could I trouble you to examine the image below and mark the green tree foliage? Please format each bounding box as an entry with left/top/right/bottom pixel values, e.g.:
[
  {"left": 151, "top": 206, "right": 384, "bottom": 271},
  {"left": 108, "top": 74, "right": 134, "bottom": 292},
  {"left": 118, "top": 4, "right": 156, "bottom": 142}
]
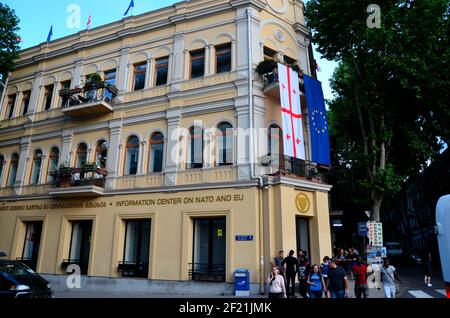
[
  {"left": 305, "top": 0, "right": 450, "bottom": 221},
  {"left": 0, "top": 3, "right": 20, "bottom": 81}
]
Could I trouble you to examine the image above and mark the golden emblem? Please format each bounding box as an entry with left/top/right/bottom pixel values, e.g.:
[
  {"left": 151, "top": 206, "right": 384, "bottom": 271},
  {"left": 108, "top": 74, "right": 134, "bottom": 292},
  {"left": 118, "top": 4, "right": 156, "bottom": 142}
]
[{"left": 295, "top": 193, "right": 310, "bottom": 213}]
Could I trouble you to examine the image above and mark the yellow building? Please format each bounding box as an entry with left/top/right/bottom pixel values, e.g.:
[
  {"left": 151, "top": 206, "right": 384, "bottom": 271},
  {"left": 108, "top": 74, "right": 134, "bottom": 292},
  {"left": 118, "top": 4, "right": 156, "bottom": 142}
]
[{"left": 0, "top": 0, "right": 332, "bottom": 295}]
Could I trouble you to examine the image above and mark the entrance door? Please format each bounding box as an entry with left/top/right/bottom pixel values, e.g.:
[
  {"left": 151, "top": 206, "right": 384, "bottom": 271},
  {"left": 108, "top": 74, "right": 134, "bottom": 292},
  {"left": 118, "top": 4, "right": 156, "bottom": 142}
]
[
  {"left": 68, "top": 220, "right": 93, "bottom": 275},
  {"left": 192, "top": 217, "right": 226, "bottom": 282},
  {"left": 296, "top": 217, "right": 310, "bottom": 256},
  {"left": 21, "top": 221, "right": 43, "bottom": 271}
]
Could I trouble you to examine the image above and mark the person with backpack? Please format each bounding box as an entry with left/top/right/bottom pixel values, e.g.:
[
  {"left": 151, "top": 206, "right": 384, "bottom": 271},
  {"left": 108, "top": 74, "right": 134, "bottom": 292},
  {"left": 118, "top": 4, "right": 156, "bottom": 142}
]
[
  {"left": 266, "top": 266, "right": 287, "bottom": 299},
  {"left": 297, "top": 250, "right": 311, "bottom": 298},
  {"left": 320, "top": 256, "right": 330, "bottom": 285},
  {"left": 307, "top": 264, "right": 327, "bottom": 298}
]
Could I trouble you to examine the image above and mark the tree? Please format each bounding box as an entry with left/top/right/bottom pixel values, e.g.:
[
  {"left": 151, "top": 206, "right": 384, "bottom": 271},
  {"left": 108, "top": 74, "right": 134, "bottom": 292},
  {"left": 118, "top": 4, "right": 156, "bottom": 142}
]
[
  {"left": 305, "top": 0, "right": 450, "bottom": 221},
  {"left": 0, "top": 3, "right": 20, "bottom": 81}
]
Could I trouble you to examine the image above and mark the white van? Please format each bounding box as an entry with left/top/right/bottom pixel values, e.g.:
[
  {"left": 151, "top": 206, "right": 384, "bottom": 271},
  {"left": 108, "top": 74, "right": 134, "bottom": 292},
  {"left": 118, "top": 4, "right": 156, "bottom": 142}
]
[{"left": 436, "top": 195, "right": 450, "bottom": 298}]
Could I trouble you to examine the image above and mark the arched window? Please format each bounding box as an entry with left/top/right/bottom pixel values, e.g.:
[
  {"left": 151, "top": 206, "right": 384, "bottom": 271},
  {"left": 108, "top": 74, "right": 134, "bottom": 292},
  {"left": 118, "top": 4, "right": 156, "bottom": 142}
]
[
  {"left": 268, "top": 124, "right": 283, "bottom": 167},
  {"left": 75, "top": 143, "right": 88, "bottom": 168},
  {"left": 7, "top": 154, "right": 19, "bottom": 187},
  {"left": 188, "top": 126, "right": 203, "bottom": 169},
  {"left": 30, "top": 150, "right": 43, "bottom": 185},
  {"left": 95, "top": 140, "right": 108, "bottom": 168},
  {"left": 216, "top": 122, "right": 233, "bottom": 166},
  {"left": 124, "top": 136, "right": 139, "bottom": 176},
  {"left": 47, "top": 148, "right": 60, "bottom": 182},
  {"left": 0, "top": 155, "right": 5, "bottom": 185},
  {"left": 149, "top": 133, "right": 164, "bottom": 173}
]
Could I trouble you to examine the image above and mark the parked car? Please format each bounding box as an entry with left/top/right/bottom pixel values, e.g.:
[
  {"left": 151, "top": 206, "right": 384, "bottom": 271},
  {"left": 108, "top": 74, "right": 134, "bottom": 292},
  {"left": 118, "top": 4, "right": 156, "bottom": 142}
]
[
  {"left": 436, "top": 195, "right": 450, "bottom": 298},
  {"left": 406, "top": 248, "right": 422, "bottom": 265},
  {"left": 0, "top": 259, "right": 53, "bottom": 298},
  {"left": 386, "top": 242, "right": 403, "bottom": 259}
]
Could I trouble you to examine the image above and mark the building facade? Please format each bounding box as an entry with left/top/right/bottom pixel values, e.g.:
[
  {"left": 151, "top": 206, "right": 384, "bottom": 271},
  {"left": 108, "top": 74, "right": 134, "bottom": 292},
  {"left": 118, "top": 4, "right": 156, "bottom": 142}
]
[{"left": 0, "top": 0, "right": 332, "bottom": 295}]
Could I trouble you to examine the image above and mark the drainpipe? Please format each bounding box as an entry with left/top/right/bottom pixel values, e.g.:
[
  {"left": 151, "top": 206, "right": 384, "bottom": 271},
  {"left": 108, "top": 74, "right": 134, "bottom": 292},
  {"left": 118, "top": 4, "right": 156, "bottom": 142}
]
[{"left": 247, "top": 8, "right": 265, "bottom": 295}]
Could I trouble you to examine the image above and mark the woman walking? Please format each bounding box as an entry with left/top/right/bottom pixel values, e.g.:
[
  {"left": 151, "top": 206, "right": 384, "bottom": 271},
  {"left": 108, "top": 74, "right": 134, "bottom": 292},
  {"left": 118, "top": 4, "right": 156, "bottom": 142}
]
[
  {"left": 307, "top": 264, "right": 327, "bottom": 298},
  {"left": 267, "top": 266, "right": 287, "bottom": 298},
  {"left": 422, "top": 250, "right": 433, "bottom": 287}
]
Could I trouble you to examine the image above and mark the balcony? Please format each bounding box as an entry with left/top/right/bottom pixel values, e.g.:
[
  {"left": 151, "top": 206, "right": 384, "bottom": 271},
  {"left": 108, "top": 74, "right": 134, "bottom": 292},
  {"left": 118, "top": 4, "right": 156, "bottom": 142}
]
[
  {"left": 60, "top": 82, "right": 118, "bottom": 118},
  {"left": 117, "top": 261, "right": 149, "bottom": 278},
  {"left": 267, "top": 156, "right": 329, "bottom": 184},
  {"left": 48, "top": 166, "right": 108, "bottom": 198},
  {"left": 257, "top": 61, "right": 304, "bottom": 99},
  {"left": 188, "top": 263, "right": 226, "bottom": 282}
]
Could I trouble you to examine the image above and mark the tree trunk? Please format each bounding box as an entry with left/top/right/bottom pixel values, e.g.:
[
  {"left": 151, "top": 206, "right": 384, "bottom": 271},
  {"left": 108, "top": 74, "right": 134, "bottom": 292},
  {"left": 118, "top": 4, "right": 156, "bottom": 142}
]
[{"left": 371, "top": 191, "right": 384, "bottom": 222}]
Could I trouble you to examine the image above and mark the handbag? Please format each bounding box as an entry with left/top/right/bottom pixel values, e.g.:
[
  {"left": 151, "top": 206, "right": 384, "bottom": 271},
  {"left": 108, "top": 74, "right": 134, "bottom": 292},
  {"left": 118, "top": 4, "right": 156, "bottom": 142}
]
[{"left": 381, "top": 266, "right": 400, "bottom": 294}]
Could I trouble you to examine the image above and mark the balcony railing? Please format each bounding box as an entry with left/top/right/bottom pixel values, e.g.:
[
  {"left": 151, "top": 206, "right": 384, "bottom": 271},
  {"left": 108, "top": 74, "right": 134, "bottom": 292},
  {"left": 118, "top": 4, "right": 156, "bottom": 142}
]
[
  {"left": 60, "top": 82, "right": 118, "bottom": 117},
  {"left": 48, "top": 167, "right": 108, "bottom": 197},
  {"left": 188, "top": 263, "right": 226, "bottom": 282},
  {"left": 267, "top": 155, "right": 328, "bottom": 183},
  {"left": 117, "top": 261, "right": 149, "bottom": 278}
]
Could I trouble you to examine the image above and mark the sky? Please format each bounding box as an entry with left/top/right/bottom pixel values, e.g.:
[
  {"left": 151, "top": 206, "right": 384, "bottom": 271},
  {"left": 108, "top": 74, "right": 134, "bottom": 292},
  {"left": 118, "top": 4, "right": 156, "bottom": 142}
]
[{"left": 5, "top": 0, "right": 337, "bottom": 101}]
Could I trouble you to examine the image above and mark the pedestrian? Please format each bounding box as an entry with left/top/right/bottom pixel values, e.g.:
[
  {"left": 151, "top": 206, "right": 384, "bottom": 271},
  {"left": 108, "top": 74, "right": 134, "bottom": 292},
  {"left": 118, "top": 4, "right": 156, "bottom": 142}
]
[
  {"left": 352, "top": 257, "right": 369, "bottom": 298},
  {"left": 266, "top": 266, "right": 287, "bottom": 299},
  {"left": 307, "top": 264, "right": 327, "bottom": 298},
  {"left": 336, "top": 248, "right": 347, "bottom": 270},
  {"left": 421, "top": 250, "right": 433, "bottom": 287},
  {"left": 271, "top": 250, "right": 286, "bottom": 284},
  {"left": 297, "top": 250, "right": 311, "bottom": 298},
  {"left": 326, "top": 258, "right": 349, "bottom": 298},
  {"left": 380, "top": 258, "right": 402, "bottom": 298},
  {"left": 320, "top": 256, "right": 330, "bottom": 285},
  {"left": 281, "top": 250, "right": 298, "bottom": 298},
  {"left": 347, "top": 247, "right": 358, "bottom": 279}
]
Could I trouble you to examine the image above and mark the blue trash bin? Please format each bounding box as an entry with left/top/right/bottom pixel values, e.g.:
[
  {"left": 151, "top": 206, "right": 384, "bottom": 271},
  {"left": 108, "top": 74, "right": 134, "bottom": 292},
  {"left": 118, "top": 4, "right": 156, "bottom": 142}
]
[{"left": 234, "top": 269, "right": 250, "bottom": 296}]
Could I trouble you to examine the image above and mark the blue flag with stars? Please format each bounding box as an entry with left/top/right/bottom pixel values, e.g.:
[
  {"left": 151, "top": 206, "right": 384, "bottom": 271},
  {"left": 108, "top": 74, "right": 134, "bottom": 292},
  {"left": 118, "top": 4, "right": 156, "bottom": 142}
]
[
  {"left": 47, "top": 26, "right": 53, "bottom": 43},
  {"left": 304, "top": 75, "right": 331, "bottom": 166},
  {"left": 124, "top": 0, "right": 135, "bottom": 16}
]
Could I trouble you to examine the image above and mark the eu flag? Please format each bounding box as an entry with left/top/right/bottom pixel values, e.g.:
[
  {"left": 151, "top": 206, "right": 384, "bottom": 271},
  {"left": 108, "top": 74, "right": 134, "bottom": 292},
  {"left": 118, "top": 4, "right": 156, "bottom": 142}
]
[
  {"left": 47, "top": 26, "right": 53, "bottom": 43},
  {"left": 124, "top": 0, "right": 135, "bottom": 16},
  {"left": 304, "top": 75, "right": 331, "bottom": 166}
]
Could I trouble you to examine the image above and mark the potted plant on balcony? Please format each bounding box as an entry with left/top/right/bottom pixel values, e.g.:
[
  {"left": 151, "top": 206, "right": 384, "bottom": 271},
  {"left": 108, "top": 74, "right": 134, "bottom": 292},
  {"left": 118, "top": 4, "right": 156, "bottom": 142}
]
[
  {"left": 256, "top": 60, "right": 277, "bottom": 76},
  {"left": 53, "top": 164, "right": 73, "bottom": 187},
  {"left": 83, "top": 73, "right": 103, "bottom": 90}
]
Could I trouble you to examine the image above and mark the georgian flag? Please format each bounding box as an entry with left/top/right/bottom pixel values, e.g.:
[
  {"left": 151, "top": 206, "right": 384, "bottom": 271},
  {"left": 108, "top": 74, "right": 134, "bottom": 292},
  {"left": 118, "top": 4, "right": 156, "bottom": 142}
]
[{"left": 278, "top": 63, "right": 306, "bottom": 160}]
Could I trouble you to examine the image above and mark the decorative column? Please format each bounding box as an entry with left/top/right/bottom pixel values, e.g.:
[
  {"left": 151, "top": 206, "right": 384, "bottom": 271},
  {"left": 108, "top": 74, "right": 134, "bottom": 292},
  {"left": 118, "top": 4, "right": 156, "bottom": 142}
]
[
  {"left": 12, "top": 91, "right": 21, "bottom": 118},
  {"left": 171, "top": 33, "right": 185, "bottom": 84},
  {"left": 164, "top": 108, "right": 182, "bottom": 186},
  {"left": 50, "top": 82, "right": 59, "bottom": 110},
  {"left": 14, "top": 136, "right": 32, "bottom": 194},
  {"left": 116, "top": 46, "right": 130, "bottom": 94},
  {"left": 183, "top": 49, "right": 189, "bottom": 80},
  {"left": 204, "top": 45, "right": 211, "bottom": 76},
  {"left": 28, "top": 72, "right": 43, "bottom": 114},
  {"left": 105, "top": 120, "right": 123, "bottom": 190},
  {"left": 167, "top": 53, "right": 174, "bottom": 85},
  {"left": 231, "top": 40, "right": 237, "bottom": 71},
  {"left": 235, "top": 103, "right": 251, "bottom": 180},
  {"left": 72, "top": 59, "right": 84, "bottom": 88},
  {"left": 38, "top": 155, "right": 47, "bottom": 184},
  {"left": 145, "top": 58, "right": 153, "bottom": 89},
  {"left": 60, "top": 129, "right": 74, "bottom": 166},
  {"left": 137, "top": 140, "right": 147, "bottom": 175}
]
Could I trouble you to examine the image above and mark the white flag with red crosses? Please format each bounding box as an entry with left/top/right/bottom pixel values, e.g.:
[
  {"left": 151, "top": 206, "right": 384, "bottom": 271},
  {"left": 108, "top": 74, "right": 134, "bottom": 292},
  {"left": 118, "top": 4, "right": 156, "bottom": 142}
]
[{"left": 278, "top": 63, "right": 306, "bottom": 160}]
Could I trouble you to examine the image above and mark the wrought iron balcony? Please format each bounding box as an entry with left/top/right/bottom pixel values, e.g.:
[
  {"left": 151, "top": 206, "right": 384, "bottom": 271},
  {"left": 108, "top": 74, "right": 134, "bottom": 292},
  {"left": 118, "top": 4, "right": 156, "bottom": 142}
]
[
  {"left": 266, "top": 155, "right": 329, "bottom": 183},
  {"left": 48, "top": 167, "right": 108, "bottom": 198},
  {"left": 117, "top": 261, "right": 149, "bottom": 278},
  {"left": 60, "top": 82, "right": 118, "bottom": 118},
  {"left": 188, "top": 263, "right": 226, "bottom": 282}
]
